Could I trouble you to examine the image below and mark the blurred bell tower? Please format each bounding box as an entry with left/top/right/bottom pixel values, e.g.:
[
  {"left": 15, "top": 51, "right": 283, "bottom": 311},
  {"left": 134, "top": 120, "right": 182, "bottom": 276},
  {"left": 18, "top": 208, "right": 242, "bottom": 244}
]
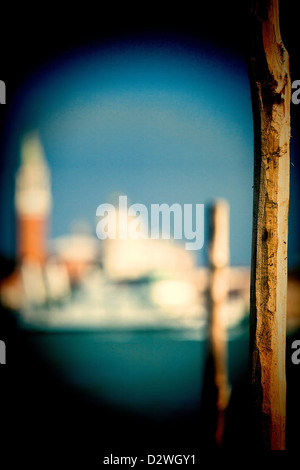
[{"left": 15, "top": 133, "right": 52, "bottom": 264}]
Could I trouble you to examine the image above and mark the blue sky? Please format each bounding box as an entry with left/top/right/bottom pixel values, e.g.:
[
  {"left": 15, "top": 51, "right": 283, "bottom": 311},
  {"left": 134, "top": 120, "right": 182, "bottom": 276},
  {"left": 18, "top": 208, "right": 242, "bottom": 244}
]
[{"left": 0, "top": 35, "right": 280, "bottom": 266}]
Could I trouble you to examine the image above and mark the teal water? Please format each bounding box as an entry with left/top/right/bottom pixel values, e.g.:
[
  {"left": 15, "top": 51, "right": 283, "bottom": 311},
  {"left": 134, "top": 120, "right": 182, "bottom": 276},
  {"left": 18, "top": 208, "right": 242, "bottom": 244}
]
[{"left": 28, "top": 327, "right": 249, "bottom": 418}]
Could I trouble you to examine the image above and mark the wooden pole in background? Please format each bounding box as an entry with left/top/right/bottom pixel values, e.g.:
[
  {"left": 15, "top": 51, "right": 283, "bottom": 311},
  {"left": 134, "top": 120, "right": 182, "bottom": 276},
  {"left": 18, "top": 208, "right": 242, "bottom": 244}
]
[
  {"left": 208, "top": 199, "right": 231, "bottom": 445},
  {"left": 247, "top": 0, "right": 291, "bottom": 450}
]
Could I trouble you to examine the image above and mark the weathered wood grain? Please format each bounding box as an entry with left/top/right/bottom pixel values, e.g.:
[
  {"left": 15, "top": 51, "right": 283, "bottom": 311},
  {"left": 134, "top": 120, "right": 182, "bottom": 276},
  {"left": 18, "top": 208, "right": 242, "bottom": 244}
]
[{"left": 247, "top": 0, "right": 291, "bottom": 450}]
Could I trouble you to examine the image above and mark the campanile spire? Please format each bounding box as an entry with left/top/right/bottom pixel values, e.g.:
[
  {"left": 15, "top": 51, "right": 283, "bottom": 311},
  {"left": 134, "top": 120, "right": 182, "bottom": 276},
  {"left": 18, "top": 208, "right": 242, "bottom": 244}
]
[{"left": 15, "top": 132, "right": 52, "bottom": 263}]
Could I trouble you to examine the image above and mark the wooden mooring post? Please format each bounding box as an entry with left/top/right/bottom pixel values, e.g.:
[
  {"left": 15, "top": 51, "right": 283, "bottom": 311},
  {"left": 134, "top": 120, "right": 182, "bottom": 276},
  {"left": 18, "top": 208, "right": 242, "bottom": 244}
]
[
  {"left": 247, "top": 0, "right": 291, "bottom": 450},
  {"left": 208, "top": 199, "right": 231, "bottom": 445}
]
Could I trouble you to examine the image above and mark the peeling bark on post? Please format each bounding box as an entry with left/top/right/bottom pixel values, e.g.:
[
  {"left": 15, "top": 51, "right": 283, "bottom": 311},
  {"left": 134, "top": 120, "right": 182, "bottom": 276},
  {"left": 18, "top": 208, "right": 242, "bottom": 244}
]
[
  {"left": 208, "top": 199, "right": 231, "bottom": 445},
  {"left": 247, "top": 0, "right": 291, "bottom": 450}
]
